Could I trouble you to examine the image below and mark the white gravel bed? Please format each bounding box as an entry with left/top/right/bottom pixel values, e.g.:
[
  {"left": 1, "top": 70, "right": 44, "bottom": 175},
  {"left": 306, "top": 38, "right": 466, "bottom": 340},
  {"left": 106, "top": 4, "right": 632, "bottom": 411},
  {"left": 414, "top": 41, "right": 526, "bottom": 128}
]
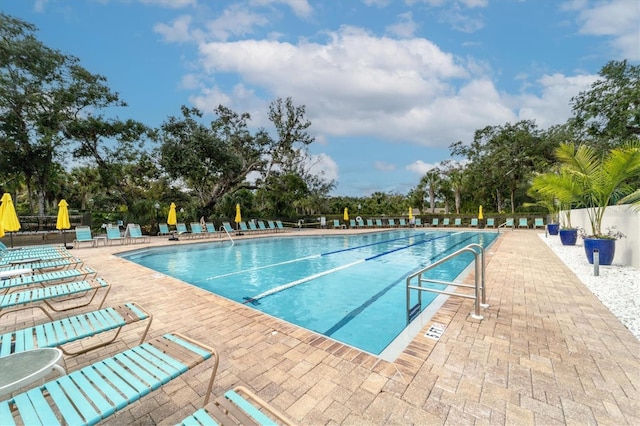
[{"left": 539, "top": 233, "right": 640, "bottom": 340}]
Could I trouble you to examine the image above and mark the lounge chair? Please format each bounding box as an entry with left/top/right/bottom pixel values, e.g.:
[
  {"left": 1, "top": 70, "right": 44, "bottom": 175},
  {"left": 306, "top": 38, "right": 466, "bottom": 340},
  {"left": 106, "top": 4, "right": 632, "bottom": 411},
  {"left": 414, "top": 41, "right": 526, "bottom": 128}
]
[
  {"left": 398, "top": 218, "right": 407, "bottom": 227},
  {"left": 0, "top": 301, "right": 152, "bottom": 356},
  {"left": 357, "top": 217, "right": 366, "bottom": 227},
  {"left": 247, "top": 221, "right": 260, "bottom": 233},
  {"left": 1, "top": 267, "right": 97, "bottom": 294},
  {"left": 349, "top": 219, "right": 356, "bottom": 228},
  {"left": 176, "top": 222, "right": 190, "bottom": 236},
  {"left": 388, "top": 219, "right": 397, "bottom": 227},
  {"left": 366, "top": 219, "right": 374, "bottom": 228},
  {"left": 518, "top": 218, "right": 529, "bottom": 228},
  {"left": 276, "top": 220, "right": 288, "bottom": 231},
  {"left": 190, "top": 222, "right": 206, "bottom": 239},
  {"left": 0, "top": 257, "right": 84, "bottom": 274},
  {"left": 0, "top": 248, "right": 73, "bottom": 266},
  {"left": 0, "top": 244, "right": 70, "bottom": 261},
  {"left": 205, "top": 222, "right": 218, "bottom": 237},
  {"left": 534, "top": 218, "right": 544, "bottom": 229},
  {"left": 0, "top": 278, "right": 111, "bottom": 321},
  {"left": 414, "top": 218, "right": 423, "bottom": 227},
  {"left": 158, "top": 223, "right": 171, "bottom": 236},
  {"left": 239, "top": 222, "right": 251, "bottom": 234},
  {"left": 375, "top": 219, "right": 383, "bottom": 227},
  {"left": 486, "top": 218, "right": 495, "bottom": 228},
  {"left": 257, "top": 220, "right": 268, "bottom": 233},
  {"left": 506, "top": 218, "right": 514, "bottom": 228},
  {"left": 442, "top": 218, "right": 450, "bottom": 227},
  {"left": 106, "top": 224, "right": 126, "bottom": 245},
  {"left": 267, "top": 220, "right": 277, "bottom": 232},
  {"left": 0, "top": 332, "right": 218, "bottom": 426},
  {"left": 454, "top": 218, "right": 462, "bottom": 226},
  {"left": 179, "top": 385, "right": 293, "bottom": 426},
  {"left": 124, "top": 224, "right": 150, "bottom": 244},
  {"left": 470, "top": 218, "right": 478, "bottom": 227},
  {"left": 74, "top": 226, "right": 98, "bottom": 249},
  {"left": 332, "top": 219, "right": 342, "bottom": 229},
  {"left": 431, "top": 218, "right": 439, "bottom": 227}
]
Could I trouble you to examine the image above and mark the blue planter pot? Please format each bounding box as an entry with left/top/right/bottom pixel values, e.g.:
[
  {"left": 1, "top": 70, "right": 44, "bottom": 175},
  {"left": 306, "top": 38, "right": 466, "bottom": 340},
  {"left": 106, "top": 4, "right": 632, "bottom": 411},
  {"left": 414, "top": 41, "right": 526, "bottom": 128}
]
[
  {"left": 559, "top": 229, "right": 578, "bottom": 245},
  {"left": 547, "top": 223, "right": 559, "bottom": 235},
  {"left": 584, "top": 238, "right": 616, "bottom": 265}
]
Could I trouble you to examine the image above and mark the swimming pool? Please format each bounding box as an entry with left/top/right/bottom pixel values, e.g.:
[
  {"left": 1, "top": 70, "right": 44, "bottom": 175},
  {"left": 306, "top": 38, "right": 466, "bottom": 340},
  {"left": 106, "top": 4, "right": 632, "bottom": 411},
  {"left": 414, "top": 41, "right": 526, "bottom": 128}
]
[{"left": 120, "top": 230, "right": 497, "bottom": 358}]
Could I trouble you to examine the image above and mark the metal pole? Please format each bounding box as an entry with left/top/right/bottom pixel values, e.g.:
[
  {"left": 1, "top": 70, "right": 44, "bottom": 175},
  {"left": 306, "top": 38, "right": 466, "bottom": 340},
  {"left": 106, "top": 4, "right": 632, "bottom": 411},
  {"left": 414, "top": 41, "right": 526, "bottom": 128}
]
[{"left": 593, "top": 249, "right": 599, "bottom": 276}]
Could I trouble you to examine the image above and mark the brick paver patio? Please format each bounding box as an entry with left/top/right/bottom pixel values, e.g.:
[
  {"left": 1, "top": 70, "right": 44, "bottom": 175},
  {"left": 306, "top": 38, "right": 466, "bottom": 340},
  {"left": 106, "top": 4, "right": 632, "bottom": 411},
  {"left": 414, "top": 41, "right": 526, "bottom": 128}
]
[{"left": 2, "top": 229, "right": 638, "bottom": 425}]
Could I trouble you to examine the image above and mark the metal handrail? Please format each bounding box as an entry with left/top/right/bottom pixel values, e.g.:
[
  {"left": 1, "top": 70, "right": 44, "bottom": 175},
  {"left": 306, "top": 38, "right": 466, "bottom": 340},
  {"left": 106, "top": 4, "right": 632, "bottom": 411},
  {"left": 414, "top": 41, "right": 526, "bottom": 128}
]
[
  {"left": 496, "top": 221, "right": 514, "bottom": 232},
  {"left": 219, "top": 226, "right": 235, "bottom": 246},
  {"left": 406, "top": 243, "right": 488, "bottom": 321}
]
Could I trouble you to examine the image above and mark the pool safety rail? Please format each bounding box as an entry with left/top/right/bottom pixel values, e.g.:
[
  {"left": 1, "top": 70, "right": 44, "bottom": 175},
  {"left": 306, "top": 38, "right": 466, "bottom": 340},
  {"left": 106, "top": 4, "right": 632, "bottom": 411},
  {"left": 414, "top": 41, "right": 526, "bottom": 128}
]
[
  {"left": 219, "top": 225, "right": 235, "bottom": 246},
  {"left": 406, "top": 243, "right": 489, "bottom": 321}
]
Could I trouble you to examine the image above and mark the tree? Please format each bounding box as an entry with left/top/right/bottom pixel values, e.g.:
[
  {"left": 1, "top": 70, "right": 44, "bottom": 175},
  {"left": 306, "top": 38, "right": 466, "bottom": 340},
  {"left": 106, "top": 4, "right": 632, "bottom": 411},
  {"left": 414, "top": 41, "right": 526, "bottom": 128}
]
[
  {"left": 569, "top": 60, "right": 640, "bottom": 148},
  {"left": 420, "top": 169, "right": 441, "bottom": 213}
]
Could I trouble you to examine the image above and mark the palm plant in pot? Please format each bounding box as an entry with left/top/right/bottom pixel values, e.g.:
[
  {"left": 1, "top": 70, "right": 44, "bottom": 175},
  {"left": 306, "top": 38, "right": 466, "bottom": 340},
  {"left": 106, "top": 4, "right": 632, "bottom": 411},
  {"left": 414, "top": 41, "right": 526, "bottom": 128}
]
[
  {"left": 553, "top": 141, "right": 640, "bottom": 264},
  {"left": 528, "top": 168, "right": 578, "bottom": 240}
]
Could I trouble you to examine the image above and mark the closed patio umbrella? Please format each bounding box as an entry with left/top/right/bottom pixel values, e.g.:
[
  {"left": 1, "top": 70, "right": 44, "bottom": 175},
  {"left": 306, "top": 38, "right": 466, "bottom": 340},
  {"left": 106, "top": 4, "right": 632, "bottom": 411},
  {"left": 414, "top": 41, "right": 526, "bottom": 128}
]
[
  {"left": 235, "top": 204, "right": 242, "bottom": 229},
  {"left": 478, "top": 205, "right": 483, "bottom": 220},
  {"left": 0, "top": 193, "right": 21, "bottom": 247},
  {"left": 167, "top": 202, "right": 177, "bottom": 226},
  {"left": 408, "top": 207, "right": 413, "bottom": 220},
  {"left": 343, "top": 207, "right": 349, "bottom": 221},
  {"left": 56, "top": 199, "right": 71, "bottom": 249}
]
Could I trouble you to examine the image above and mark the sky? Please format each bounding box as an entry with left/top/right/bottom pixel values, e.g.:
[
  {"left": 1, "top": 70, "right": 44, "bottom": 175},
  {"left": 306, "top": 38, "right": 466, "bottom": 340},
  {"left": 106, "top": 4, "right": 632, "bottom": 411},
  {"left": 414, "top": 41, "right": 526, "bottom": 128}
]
[{"left": 2, "top": 0, "right": 639, "bottom": 197}]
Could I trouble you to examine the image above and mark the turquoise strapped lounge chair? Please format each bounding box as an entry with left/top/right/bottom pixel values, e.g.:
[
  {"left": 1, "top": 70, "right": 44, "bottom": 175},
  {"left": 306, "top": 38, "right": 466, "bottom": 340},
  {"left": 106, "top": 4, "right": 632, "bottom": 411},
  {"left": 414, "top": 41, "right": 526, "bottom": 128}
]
[
  {"left": 388, "top": 219, "right": 397, "bottom": 227},
  {"left": 205, "top": 222, "right": 218, "bottom": 237},
  {"left": 0, "top": 333, "right": 218, "bottom": 426},
  {"left": 176, "top": 222, "right": 190, "bottom": 236},
  {"left": 0, "top": 301, "right": 152, "bottom": 356},
  {"left": 414, "top": 218, "right": 423, "bottom": 227},
  {"left": 470, "top": 218, "right": 478, "bottom": 227},
  {"left": 0, "top": 257, "right": 84, "bottom": 274},
  {"left": 518, "top": 218, "right": 529, "bottom": 228},
  {"left": 239, "top": 222, "right": 251, "bottom": 234},
  {"left": 179, "top": 385, "right": 293, "bottom": 426},
  {"left": 158, "top": 223, "right": 171, "bottom": 236},
  {"left": 534, "top": 218, "right": 544, "bottom": 229},
  {"left": 247, "top": 221, "right": 260, "bottom": 233},
  {"left": 454, "top": 218, "right": 462, "bottom": 226},
  {"left": 124, "top": 224, "right": 150, "bottom": 244},
  {"left": 74, "top": 226, "right": 98, "bottom": 249},
  {"left": 189, "top": 223, "right": 206, "bottom": 239},
  {"left": 431, "top": 218, "right": 439, "bottom": 227},
  {"left": 442, "top": 218, "right": 450, "bottom": 227},
  {"left": 267, "top": 220, "right": 277, "bottom": 232},
  {"left": 0, "top": 278, "right": 111, "bottom": 321},
  {"left": 349, "top": 219, "right": 356, "bottom": 228},
  {"left": 506, "top": 218, "right": 514, "bottom": 228},
  {"left": 257, "top": 221, "right": 268, "bottom": 233},
  {"left": 222, "top": 222, "right": 235, "bottom": 234},
  {"left": 106, "top": 224, "right": 126, "bottom": 245},
  {"left": 366, "top": 219, "right": 374, "bottom": 227},
  {"left": 1, "top": 267, "right": 97, "bottom": 294},
  {"left": 276, "top": 220, "right": 288, "bottom": 231},
  {"left": 375, "top": 219, "right": 383, "bottom": 227},
  {"left": 486, "top": 218, "right": 495, "bottom": 228},
  {"left": 398, "top": 218, "right": 407, "bottom": 227}
]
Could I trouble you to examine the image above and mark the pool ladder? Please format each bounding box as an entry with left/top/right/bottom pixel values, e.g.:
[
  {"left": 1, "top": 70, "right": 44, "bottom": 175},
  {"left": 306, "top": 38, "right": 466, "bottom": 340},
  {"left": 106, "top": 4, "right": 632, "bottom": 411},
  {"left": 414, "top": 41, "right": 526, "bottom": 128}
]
[
  {"left": 406, "top": 243, "right": 488, "bottom": 321},
  {"left": 219, "top": 226, "right": 235, "bottom": 246}
]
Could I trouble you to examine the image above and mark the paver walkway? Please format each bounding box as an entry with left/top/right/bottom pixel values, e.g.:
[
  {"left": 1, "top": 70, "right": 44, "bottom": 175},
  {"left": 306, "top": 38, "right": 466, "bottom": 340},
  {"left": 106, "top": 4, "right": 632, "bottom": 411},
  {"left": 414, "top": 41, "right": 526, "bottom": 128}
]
[{"left": 1, "top": 229, "right": 638, "bottom": 425}]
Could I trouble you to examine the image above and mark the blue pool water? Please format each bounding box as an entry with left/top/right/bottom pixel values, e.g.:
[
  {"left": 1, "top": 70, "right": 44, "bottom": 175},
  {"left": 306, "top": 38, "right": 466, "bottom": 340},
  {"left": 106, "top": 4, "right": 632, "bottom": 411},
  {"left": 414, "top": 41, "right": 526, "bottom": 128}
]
[{"left": 120, "top": 230, "right": 497, "bottom": 356}]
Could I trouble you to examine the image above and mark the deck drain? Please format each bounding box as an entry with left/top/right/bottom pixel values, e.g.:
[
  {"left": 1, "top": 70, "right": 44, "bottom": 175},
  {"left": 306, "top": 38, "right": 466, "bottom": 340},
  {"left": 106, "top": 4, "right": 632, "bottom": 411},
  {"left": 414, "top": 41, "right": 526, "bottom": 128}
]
[{"left": 424, "top": 323, "right": 446, "bottom": 340}]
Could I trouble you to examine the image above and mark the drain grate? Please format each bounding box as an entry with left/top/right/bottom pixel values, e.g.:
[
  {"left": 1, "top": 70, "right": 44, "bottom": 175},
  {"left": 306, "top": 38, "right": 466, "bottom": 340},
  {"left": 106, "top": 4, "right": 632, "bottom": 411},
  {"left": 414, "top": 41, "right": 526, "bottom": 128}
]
[{"left": 424, "top": 323, "right": 447, "bottom": 340}]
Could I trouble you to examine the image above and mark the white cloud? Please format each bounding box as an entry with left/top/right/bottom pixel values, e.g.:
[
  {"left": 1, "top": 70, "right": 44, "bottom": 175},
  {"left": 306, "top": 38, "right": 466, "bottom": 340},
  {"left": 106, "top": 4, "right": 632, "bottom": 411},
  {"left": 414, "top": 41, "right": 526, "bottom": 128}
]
[
  {"left": 406, "top": 160, "right": 438, "bottom": 175},
  {"left": 205, "top": 4, "right": 270, "bottom": 41},
  {"left": 385, "top": 12, "right": 419, "bottom": 38},
  {"left": 308, "top": 153, "right": 339, "bottom": 182},
  {"left": 249, "top": 0, "right": 313, "bottom": 18},
  {"left": 139, "top": 0, "right": 197, "bottom": 8},
  {"left": 575, "top": 0, "right": 640, "bottom": 60}
]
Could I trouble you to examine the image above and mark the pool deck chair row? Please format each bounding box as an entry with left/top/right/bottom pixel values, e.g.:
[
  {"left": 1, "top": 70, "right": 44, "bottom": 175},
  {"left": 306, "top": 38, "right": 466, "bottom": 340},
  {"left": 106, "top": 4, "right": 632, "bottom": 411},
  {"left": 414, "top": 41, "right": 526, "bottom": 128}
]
[
  {"left": 0, "top": 301, "right": 152, "bottom": 356},
  {"left": 0, "top": 256, "right": 84, "bottom": 274},
  {"left": 0, "top": 278, "right": 111, "bottom": 321},
  {"left": 0, "top": 333, "right": 219, "bottom": 426}
]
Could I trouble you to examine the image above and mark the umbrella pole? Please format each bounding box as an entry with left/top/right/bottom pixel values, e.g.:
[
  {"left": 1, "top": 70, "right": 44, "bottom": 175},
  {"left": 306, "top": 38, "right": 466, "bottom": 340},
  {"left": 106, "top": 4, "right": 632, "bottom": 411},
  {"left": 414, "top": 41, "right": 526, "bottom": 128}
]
[{"left": 10, "top": 232, "right": 13, "bottom": 248}]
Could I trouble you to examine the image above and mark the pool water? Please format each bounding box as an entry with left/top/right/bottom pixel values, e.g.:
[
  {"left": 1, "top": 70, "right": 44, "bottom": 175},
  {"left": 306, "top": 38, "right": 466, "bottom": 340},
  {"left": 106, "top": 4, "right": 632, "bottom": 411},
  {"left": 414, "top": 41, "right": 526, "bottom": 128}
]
[{"left": 120, "top": 230, "right": 497, "bottom": 356}]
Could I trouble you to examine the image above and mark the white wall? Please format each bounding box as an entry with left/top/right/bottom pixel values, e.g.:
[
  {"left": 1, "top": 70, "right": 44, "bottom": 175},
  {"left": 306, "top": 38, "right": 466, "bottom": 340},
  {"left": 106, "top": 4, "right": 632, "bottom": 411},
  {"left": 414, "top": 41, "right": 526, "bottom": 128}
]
[{"left": 564, "top": 205, "right": 640, "bottom": 269}]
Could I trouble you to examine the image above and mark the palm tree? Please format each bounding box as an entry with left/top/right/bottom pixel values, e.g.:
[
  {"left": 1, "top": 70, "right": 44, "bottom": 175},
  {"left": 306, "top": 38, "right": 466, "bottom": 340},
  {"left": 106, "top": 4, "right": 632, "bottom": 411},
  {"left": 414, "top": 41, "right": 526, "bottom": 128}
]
[{"left": 550, "top": 141, "right": 640, "bottom": 237}]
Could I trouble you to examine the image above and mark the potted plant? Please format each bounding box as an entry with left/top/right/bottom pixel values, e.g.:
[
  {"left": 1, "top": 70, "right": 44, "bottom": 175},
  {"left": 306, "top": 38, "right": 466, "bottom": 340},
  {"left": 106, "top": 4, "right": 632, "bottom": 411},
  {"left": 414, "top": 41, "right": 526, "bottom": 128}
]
[
  {"left": 553, "top": 142, "right": 640, "bottom": 264},
  {"left": 528, "top": 168, "right": 577, "bottom": 237}
]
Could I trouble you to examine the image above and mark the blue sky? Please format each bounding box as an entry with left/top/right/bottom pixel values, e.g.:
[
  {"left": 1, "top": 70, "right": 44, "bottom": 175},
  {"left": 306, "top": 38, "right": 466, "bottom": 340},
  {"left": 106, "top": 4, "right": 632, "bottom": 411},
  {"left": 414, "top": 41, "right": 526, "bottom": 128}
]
[{"left": 3, "top": 0, "right": 639, "bottom": 196}]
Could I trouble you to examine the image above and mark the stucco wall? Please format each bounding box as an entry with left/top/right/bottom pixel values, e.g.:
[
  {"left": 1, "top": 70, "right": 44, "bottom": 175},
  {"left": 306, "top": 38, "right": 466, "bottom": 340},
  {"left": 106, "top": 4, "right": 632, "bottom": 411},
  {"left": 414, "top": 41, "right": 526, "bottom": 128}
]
[{"left": 563, "top": 205, "right": 640, "bottom": 269}]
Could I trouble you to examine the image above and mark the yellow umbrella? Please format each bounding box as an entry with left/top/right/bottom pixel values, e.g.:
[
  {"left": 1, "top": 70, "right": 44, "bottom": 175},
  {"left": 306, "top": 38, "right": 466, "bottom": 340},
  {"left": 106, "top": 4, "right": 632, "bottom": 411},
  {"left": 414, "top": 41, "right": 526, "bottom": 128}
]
[
  {"left": 1, "top": 193, "right": 21, "bottom": 247},
  {"left": 478, "top": 205, "right": 483, "bottom": 220},
  {"left": 408, "top": 207, "right": 413, "bottom": 220},
  {"left": 56, "top": 199, "right": 71, "bottom": 248},
  {"left": 167, "top": 202, "right": 177, "bottom": 226},
  {"left": 235, "top": 204, "right": 242, "bottom": 224},
  {"left": 343, "top": 207, "right": 349, "bottom": 221}
]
